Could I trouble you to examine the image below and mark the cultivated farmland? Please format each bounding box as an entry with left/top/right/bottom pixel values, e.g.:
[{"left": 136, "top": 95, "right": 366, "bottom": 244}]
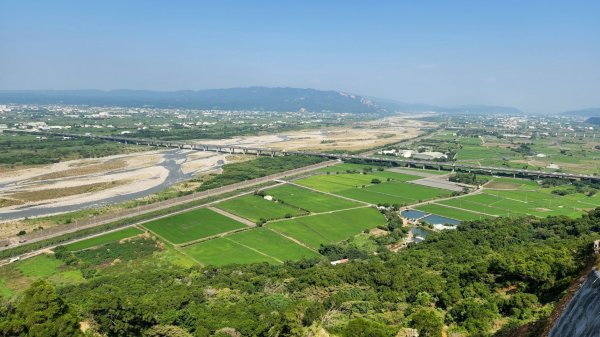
[
  {"left": 182, "top": 237, "right": 280, "bottom": 266},
  {"left": 226, "top": 228, "right": 319, "bottom": 262},
  {"left": 267, "top": 207, "right": 386, "bottom": 249},
  {"left": 295, "top": 168, "right": 450, "bottom": 205},
  {"left": 143, "top": 208, "right": 247, "bottom": 244},
  {"left": 415, "top": 203, "right": 491, "bottom": 221},
  {"left": 215, "top": 194, "right": 306, "bottom": 222},
  {"left": 265, "top": 184, "right": 362, "bottom": 212}
]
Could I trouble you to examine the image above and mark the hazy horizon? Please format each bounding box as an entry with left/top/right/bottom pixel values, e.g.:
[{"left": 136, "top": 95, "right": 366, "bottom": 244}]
[{"left": 1, "top": 1, "right": 599, "bottom": 113}]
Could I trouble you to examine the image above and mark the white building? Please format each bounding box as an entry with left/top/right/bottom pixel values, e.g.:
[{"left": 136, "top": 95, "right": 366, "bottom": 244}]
[{"left": 412, "top": 151, "right": 447, "bottom": 161}]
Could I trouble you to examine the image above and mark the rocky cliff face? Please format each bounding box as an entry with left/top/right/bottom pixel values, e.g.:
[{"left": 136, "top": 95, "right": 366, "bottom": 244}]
[{"left": 548, "top": 268, "right": 600, "bottom": 337}]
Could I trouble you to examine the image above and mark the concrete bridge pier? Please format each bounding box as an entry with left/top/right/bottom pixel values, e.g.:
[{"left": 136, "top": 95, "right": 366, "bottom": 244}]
[{"left": 229, "top": 148, "right": 233, "bottom": 154}]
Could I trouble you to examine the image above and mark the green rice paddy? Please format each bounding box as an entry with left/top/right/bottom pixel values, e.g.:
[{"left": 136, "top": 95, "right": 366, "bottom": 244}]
[
  {"left": 64, "top": 227, "right": 144, "bottom": 251},
  {"left": 216, "top": 194, "right": 306, "bottom": 222},
  {"left": 143, "top": 208, "right": 247, "bottom": 244},
  {"left": 267, "top": 207, "right": 386, "bottom": 249}
]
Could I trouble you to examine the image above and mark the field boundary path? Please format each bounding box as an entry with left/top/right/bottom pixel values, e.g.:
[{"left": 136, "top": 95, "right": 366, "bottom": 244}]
[
  {"left": 1, "top": 159, "right": 340, "bottom": 251},
  {"left": 284, "top": 181, "right": 372, "bottom": 206},
  {"left": 223, "top": 237, "right": 283, "bottom": 264},
  {"left": 206, "top": 207, "right": 256, "bottom": 227},
  {"left": 267, "top": 228, "right": 319, "bottom": 252},
  {"left": 175, "top": 227, "right": 254, "bottom": 248}
]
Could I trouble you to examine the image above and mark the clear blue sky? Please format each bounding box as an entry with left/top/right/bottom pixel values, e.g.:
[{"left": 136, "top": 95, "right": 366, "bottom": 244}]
[{"left": 1, "top": 0, "right": 598, "bottom": 113}]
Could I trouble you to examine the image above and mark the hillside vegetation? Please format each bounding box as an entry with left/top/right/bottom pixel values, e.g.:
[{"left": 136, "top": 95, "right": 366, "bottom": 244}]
[{"left": 1, "top": 209, "right": 599, "bottom": 336}]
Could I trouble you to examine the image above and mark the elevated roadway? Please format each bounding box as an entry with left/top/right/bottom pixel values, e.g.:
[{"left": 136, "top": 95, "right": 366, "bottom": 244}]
[{"left": 8, "top": 129, "right": 600, "bottom": 181}]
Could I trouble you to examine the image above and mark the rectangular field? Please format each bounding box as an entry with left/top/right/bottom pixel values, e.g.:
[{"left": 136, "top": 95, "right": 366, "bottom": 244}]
[
  {"left": 183, "top": 237, "right": 280, "bottom": 266},
  {"left": 296, "top": 174, "right": 449, "bottom": 205},
  {"left": 331, "top": 183, "right": 449, "bottom": 205},
  {"left": 64, "top": 227, "right": 144, "bottom": 251},
  {"left": 143, "top": 208, "right": 247, "bottom": 244},
  {"left": 438, "top": 196, "right": 528, "bottom": 217},
  {"left": 267, "top": 207, "right": 386, "bottom": 249},
  {"left": 227, "top": 228, "right": 319, "bottom": 262},
  {"left": 265, "top": 184, "right": 362, "bottom": 212},
  {"left": 415, "top": 204, "right": 491, "bottom": 221},
  {"left": 297, "top": 171, "right": 421, "bottom": 192},
  {"left": 216, "top": 194, "right": 305, "bottom": 222},
  {"left": 438, "top": 188, "right": 595, "bottom": 218}
]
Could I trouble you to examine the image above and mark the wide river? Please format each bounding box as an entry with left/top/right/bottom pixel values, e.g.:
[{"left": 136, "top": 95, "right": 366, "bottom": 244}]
[{"left": 0, "top": 150, "right": 220, "bottom": 221}]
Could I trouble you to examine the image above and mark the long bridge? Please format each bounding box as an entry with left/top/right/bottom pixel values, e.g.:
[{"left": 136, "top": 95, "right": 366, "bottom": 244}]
[{"left": 10, "top": 130, "right": 600, "bottom": 181}]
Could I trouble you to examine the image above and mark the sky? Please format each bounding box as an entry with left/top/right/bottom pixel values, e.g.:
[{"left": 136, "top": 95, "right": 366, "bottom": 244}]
[{"left": 0, "top": 0, "right": 599, "bottom": 113}]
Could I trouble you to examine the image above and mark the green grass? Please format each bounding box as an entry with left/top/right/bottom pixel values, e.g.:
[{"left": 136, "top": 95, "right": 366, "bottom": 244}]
[
  {"left": 316, "top": 163, "right": 383, "bottom": 173},
  {"left": 183, "top": 237, "right": 280, "bottom": 266},
  {"left": 296, "top": 173, "right": 449, "bottom": 205},
  {"left": 332, "top": 182, "right": 449, "bottom": 205},
  {"left": 415, "top": 203, "right": 491, "bottom": 221},
  {"left": 156, "top": 243, "right": 198, "bottom": 268},
  {"left": 486, "top": 177, "right": 540, "bottom": 189},
  {"left": 216, "top": 194, "right": 305, "bottom": 222},
  {"left": 267, "top": 207, "right": 386, "bottom": 249},
  {"left": 438, "top": 187, "right": 599, "bottom": 219},
  {"left": 47, "top": 270, "right": 84, "bottom": 286},
  {"left": 15, "top": 254, "right": 63, "bottom": 278},
  {"left": 63, "top": 227, "right": 144, "bottom": 251},
  {"left": 298, "top": 170, "right": 421, "bottom": 191},
  {"left": 265, "top": 184, "right": 362, "bottom": 212},
  {"left": 143, "top": 208, "right": 247, "bottom": 244},
  {"left": 0, "top": 279, "right": 13, "bottom": 298},
  {"left": 297, "top": 171, "right": 450, "bottom": 204},
  {"left": 455, "top": 146, "right": 517, "bottom": 161},
  {"left": 227, "top": 228, "right": 319, "bottom": 262}
]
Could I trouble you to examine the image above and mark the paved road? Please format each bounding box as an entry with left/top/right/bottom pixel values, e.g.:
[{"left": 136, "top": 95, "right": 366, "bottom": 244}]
[{"left": 207, "top": 207, "right": 256, "bottom": 227}]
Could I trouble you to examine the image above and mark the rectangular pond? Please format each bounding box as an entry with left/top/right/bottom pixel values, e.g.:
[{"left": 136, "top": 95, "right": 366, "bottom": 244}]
[
  {"left": 422, "top": 214, "right": 461, "bottom": 226},
  {"left": 400, "top": 209, "right": 428, "bottom": 220}
]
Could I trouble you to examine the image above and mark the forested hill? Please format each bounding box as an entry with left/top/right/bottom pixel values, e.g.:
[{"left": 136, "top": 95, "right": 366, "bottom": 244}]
[
  {"left": 0, "top": 88, "right": 527, "bottom": 115},
  {"left": 0, "top": 88, "right": 382, "bottom": 113},
  {"left": 2, "top": 209, "right": 599, "bottom": 337},
  {"left": 586, "top": 117, "right": 600, "bottom": 125},
  {"left": 562, "top": 108, "right": 600, "bottom": 117}
]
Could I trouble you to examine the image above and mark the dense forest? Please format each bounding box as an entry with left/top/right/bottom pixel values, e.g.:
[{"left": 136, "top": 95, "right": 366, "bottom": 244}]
[
  {"left": 1, "top": 209, "right": 599, "bottom": 337},
  {"left": 195, "top": 155, "right": 327, "bottom": 192},
  {"left": 0, "top": 134, "right": 142, "bottom": 165}
]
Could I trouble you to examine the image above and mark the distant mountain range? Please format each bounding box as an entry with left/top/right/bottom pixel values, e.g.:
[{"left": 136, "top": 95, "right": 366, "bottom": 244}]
[
  {"left": 561, "top": 108, "right": 600, "bottom": 118},
  {"left": 0, "top": 87, "right": 524, "bottom": 115},
  {"left": 0, "top": 88, "right": 381, "bottom": 114}
]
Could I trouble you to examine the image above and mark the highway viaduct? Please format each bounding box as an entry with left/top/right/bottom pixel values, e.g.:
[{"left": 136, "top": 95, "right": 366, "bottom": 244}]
[{"left": 10, "top": 130, "right": 600, "bottom": 182}]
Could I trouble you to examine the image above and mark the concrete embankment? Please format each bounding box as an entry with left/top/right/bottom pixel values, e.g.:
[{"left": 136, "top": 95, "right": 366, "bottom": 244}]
[{"left": 548, "top": 268, "right": 600, "bottom": 337}]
